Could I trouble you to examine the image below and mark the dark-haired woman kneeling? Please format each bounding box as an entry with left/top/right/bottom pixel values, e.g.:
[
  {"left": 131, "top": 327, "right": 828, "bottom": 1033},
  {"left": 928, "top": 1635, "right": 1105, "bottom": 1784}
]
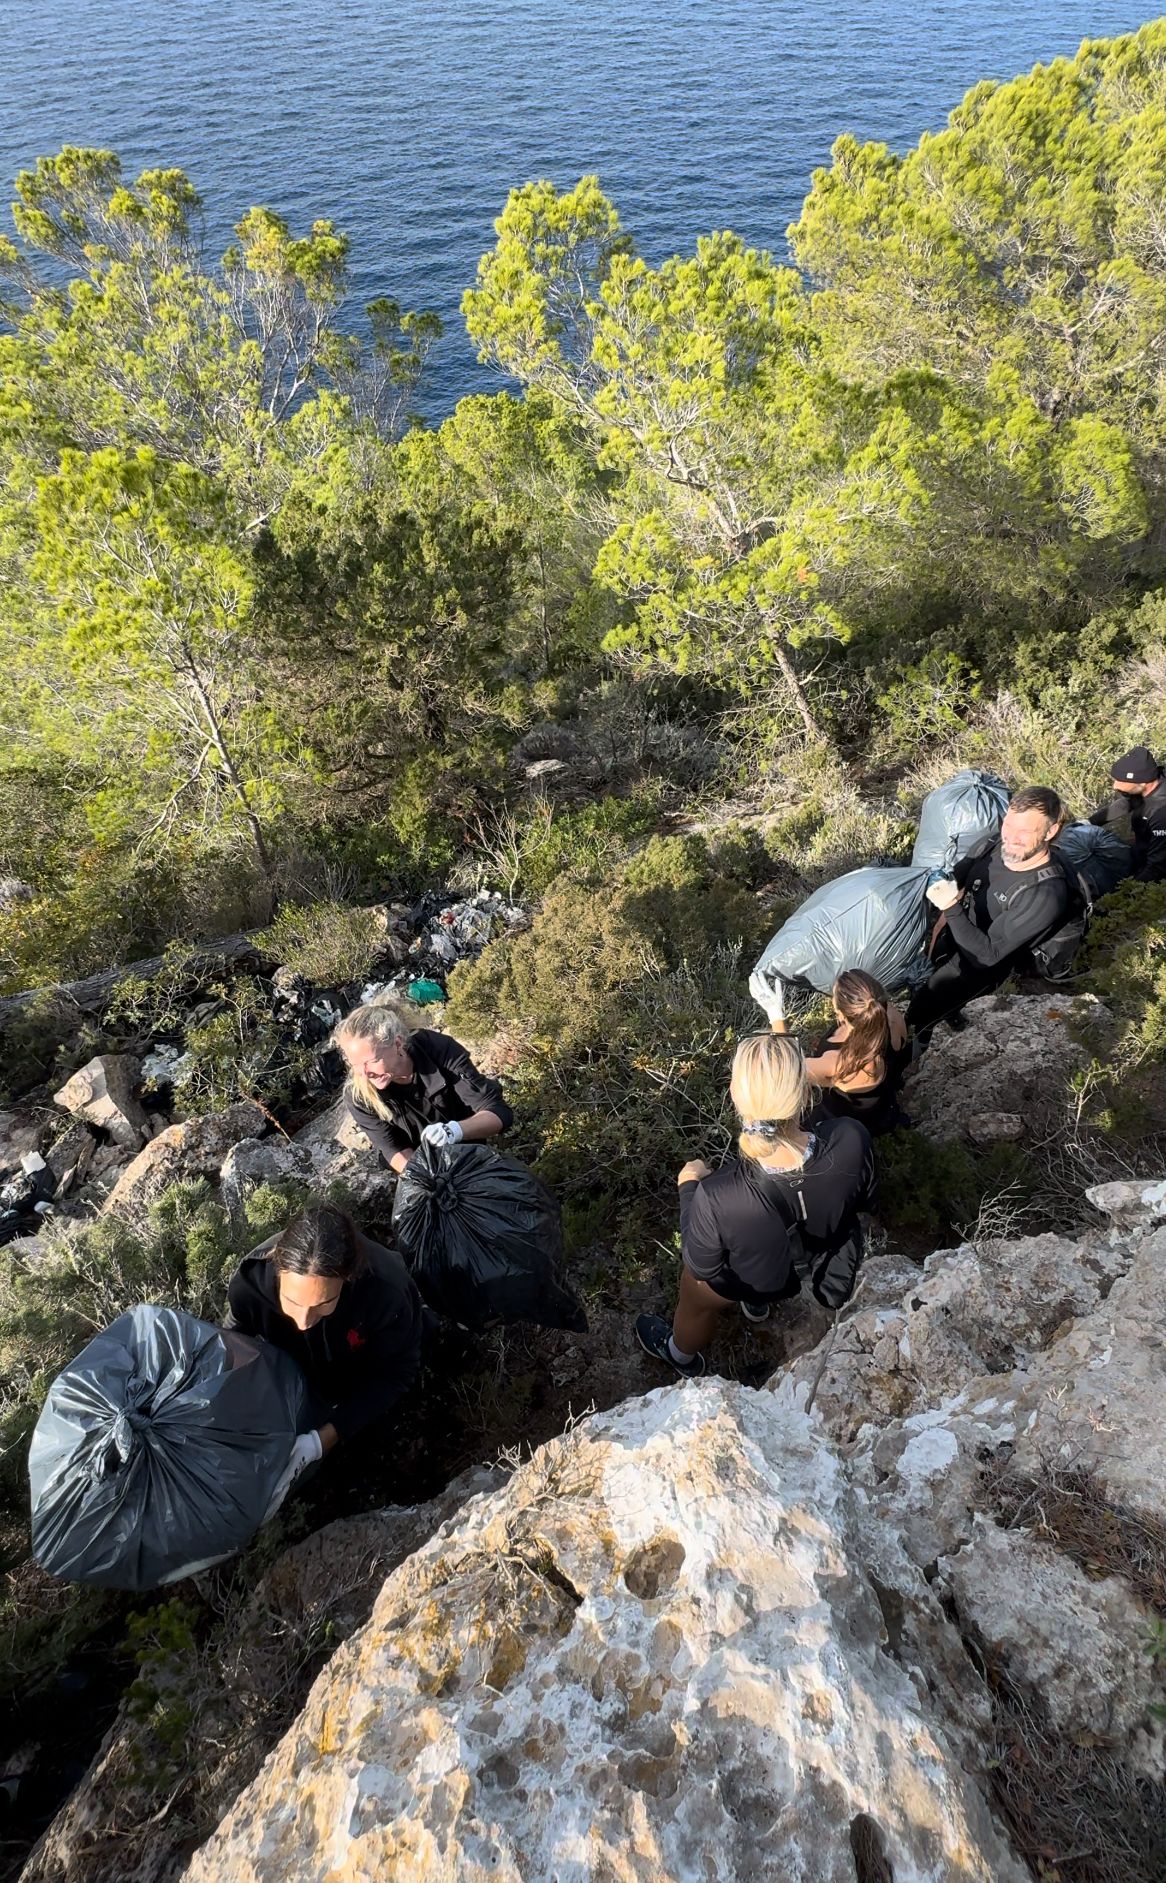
[{"left": 225, "top": 1204, "right": 423, "bottom": 1510}]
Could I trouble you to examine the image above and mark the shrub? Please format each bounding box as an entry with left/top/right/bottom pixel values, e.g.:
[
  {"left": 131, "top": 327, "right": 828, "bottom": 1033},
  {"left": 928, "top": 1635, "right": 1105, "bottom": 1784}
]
[
  {"left": 257, "top": 899, "right": 389, "bottom": 987},
  {"left": 445, "top": 832, "right": 765, "bottom": 1057}
]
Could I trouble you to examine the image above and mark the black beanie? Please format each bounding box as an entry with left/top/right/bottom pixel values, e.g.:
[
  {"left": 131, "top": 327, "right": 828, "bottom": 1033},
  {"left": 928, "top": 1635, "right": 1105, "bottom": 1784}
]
[{"left": 1111, "top": 746, "right": 1159, "bottom": 784}]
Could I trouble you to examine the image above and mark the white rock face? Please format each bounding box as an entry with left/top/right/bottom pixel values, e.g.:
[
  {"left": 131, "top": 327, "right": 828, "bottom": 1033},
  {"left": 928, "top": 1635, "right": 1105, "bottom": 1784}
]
[
  {"left": 52, "top": 1054, "right": 150, "bottom": 1149},
  {"left": 221, "top": 1122, "right": 395, "bottom": 1222},
  {"left": 185, "top": 1382, "right": 1025, "bottom": 1883}
]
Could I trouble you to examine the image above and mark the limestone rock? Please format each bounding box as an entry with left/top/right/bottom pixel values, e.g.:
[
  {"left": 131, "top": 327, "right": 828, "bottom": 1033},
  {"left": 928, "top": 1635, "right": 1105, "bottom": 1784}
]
[
  {"left": 52, "top": 1054, "right": 149, "bottom": 1150},
  {"left": 219, "top": 1136, "right": 319, "bottom": 1220},
  {"left": 778, "top": 1226, "right": 1132, "bottom": 1443},
  {"left": 294, "top": 1096, "right": 371, "bottom": 1154},
  {"left": 185, "top": 1383, "right": 1026, "bottom": 1883},
  {"left": 945, "top": 1516, "right": 1161, "bottom": 1741},
  {"left": 904, "top": 991, "right": 1108, "bottom": 1146},
  {"left": 965, "top": 1110, "right": 1024, "bottom": 1145},
  {"left": 102, "top": 1101, "right": 265, "bottom": 1225},
  {"left": 223, "top": 1122, "right": 395, "bottom": 1223},
  {"left": 19, "top": 1470, "right": 503, "bottom": 1883},
  {"left": 1086, "top": 1175, "right": 1166, "bottom": 1223}
]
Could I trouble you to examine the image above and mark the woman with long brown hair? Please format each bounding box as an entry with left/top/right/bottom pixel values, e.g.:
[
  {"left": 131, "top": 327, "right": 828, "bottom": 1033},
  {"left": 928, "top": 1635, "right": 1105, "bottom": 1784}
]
[{"left": 770, "top": 968, "right": 909, "bottom": 1136}]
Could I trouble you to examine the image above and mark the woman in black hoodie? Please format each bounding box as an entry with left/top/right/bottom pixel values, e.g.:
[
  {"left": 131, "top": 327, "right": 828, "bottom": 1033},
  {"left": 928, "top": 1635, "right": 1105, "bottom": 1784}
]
[
  {"left": 225, "top": 1204, "right": 423, "bottom": 1510},
  {"left": 635, "top": 1033, "right": 876, "bottom": 1377}
]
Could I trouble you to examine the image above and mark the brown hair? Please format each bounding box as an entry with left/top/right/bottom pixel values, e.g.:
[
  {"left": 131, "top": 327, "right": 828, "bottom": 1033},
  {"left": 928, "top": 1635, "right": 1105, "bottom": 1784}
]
[
  {"left": 1009, "top": 785, "right": 1063, "bottom": 826},
  {"left": 830, "top": 970, "right": 890, "bottom": 1085},
  {"left": 268, "top": 1205, "right": 365, "bottom": 1281}
]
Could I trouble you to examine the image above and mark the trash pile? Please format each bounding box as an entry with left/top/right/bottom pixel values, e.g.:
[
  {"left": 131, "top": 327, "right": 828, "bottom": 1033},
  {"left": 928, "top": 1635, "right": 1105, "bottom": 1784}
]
[
  {"left": 0, "top": 1152, "right": 55, "bottom": 1247},
  {"left": 360, "top": 890, "right": 528, "bottom": 1009}
]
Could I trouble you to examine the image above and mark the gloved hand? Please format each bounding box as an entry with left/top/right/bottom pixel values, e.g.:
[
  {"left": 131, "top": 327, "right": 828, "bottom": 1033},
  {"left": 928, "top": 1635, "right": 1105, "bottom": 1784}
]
[
  {"left": 926, "top": 877, "right": 961, "bottom": 911},
  {"left": 420, "top": 1119, "right": 464, "bottom": 1149},
  {"left": 759, "top": 978, "right": 786, "bottom": 1025},
  {"left": 263, "top": 1429, "right": 324, "bottom": 1523}
]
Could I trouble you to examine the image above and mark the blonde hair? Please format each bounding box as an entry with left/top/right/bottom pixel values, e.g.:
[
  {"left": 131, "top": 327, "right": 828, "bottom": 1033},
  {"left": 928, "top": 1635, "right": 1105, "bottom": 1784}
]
[
  {"left": 332, "top": 997, "right": 421, "bottom": 1122},
  {"left": 730, "top": 1033, "right": 809, "bottom": 1162}
]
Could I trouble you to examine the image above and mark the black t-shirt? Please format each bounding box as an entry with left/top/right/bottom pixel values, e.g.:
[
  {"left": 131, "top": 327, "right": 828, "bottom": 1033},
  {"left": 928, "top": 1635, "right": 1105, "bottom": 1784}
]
[
  {"left": 345, "top": 1029, "right": 513, "bottom": 1163},
  {"left": 945, "top": 842, "right": 1071, "bottom": 971},
  {"left": 678, "top": 1115, "right": 876, "bottom": 1301},
  {"left": 224, "top": 1234, "right": 423, "bottom": 1443}
]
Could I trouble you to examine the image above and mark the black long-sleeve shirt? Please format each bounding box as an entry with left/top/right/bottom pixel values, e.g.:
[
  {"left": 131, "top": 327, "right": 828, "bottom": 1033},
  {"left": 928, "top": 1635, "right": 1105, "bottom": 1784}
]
[
  {"left": 943, "top": 842, "right": 1071, "bottom": 971},
  {"left": 1090, "top": 776, "right": 1166, "bottom": 882},
  {"left": 678, "top": 1116, "right": 876, "bottom": 1302},
  {"left": 224, "top": 1234, "right": 423, "bottom": 1443},
  {"left": 345, "top": 1029, "right": 513, "bottom": 1165}
]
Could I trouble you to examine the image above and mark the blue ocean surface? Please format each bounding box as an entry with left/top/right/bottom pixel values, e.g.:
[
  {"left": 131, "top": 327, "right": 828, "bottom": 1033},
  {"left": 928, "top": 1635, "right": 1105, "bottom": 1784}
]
[{"left": 0, "top": 1, "right": 1157, "bottom": 413}]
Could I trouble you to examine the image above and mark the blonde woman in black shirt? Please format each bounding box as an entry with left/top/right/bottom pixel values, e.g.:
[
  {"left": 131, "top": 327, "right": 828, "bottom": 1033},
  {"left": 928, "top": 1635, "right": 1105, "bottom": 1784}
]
[
  {"left": 333, "top": 997, "right": 513, "bottom": 1174},
  {"left": 635, "top": 1034, "right": 875, "bottom": 1378}
]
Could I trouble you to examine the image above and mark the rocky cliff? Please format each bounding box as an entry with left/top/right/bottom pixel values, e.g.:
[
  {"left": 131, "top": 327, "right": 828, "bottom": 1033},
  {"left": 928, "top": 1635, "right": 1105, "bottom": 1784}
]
[{"left": 180, "top": 1180, "right": 1166, "bottom": 1883}]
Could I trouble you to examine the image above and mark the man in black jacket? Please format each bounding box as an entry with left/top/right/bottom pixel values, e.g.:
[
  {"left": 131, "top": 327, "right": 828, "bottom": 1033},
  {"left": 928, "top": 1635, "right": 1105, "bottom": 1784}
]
[
  {"left": 907, "top": 785, "right": 1072, "bottom": 1041},
  {"left": 1090, "top": 746, "right": 1166, "bottom": 883}
]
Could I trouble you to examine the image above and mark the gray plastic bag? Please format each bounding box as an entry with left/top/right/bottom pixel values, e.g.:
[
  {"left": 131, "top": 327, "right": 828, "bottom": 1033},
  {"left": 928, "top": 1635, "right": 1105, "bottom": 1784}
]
[
  {"left": 1053, "top": 821, "right": 1133, "bottom": 900},
  {"left": 912, "top": 769, "right": 1009, "bottom": 874},
  {"left": 29, "top": 1305, "right": 308, "bottom": 1591},
  {"left": 750, "top": 864, "right": 932, "bottom": 1003}
]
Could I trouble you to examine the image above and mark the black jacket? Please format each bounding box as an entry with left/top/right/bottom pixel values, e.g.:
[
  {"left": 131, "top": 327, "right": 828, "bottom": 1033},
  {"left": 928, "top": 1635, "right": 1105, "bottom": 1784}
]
[
  {"left": 1090, "top": 776, "right": 1166, "bottom": 882},
  {"left": 679, "top": 1115, "right": 876, "bottom": 1307},
  {"left": 345, "top": 1029, "right": 513, "bottom": 1164},
  {"left": 224, "top": 1234, "right": 423, "bottom": 1443},
  {"left": 943, "top": 840, "right": 1072, "bottom": 971}
]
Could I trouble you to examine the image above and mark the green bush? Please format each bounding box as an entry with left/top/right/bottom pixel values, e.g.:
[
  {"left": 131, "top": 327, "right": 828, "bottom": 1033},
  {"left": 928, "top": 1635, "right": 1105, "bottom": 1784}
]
[
  {"left": 257, "top": 899, "right": 388, "bottom": 987},
  {"left": 445, "top": 832, "right": 764, "bottom": 1057},
  {"left": 525, "top": 945, "right": 758, "bottom": 1262}
]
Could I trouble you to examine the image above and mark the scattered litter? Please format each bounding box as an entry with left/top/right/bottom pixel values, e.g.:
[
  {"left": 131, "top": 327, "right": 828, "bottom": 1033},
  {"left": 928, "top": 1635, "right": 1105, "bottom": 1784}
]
[
  {"left": 141, "top": 1043, "right": 191, "bottom": 1088},
  {"left": 404, "top": 890, "right": 527, "bottom": 987},
  {"left": 407, "top": 978, "right": 445, "bottom": 1006},
  {"left": 0, "top": 1158, "right": 56, "bottom": 1247}
]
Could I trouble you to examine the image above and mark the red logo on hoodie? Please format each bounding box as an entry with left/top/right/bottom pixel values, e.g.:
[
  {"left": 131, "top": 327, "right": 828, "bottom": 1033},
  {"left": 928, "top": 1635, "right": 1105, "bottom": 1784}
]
[{"left": 346, "top": 1327, "right": 366, "bottom": 1350}]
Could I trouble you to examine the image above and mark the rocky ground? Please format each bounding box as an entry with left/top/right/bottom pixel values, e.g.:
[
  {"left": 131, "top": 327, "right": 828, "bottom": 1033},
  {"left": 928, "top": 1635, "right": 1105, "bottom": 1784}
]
[{"left": 6, "top": 991, "right": 1166, "bottom": 1882}]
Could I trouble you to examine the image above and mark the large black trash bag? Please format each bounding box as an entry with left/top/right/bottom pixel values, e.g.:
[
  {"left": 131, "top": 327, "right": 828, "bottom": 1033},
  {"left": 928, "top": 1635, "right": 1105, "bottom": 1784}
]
[
  {"left": 29, "top": 1305, "right": 309, "bottom": 1591},
  {"left": 392, "top": 1141, "right": 587, "bottom": 1333}
]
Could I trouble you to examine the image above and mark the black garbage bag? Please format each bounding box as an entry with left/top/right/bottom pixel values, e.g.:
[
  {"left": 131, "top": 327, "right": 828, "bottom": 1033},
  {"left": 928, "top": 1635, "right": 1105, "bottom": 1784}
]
[
  {"left": 29, "top": 1305, "right": 309, "bottom": 1591},
  {"left": 392, "top": 1141, "right": 587, "bottom": 1332}
]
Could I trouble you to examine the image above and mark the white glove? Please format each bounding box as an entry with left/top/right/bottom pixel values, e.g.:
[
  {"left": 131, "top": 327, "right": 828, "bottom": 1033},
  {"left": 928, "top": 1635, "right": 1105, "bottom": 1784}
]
[
  {"left": 264, "top": 1429, "right": 324, "bottom": 1522},
  {"left": 760, "top": 979, "right": 786, "bottom": 1025},
  {"left": 925, "top": 878, "right": 961, "bottom": 911},
  {"left": 421, "top": 1119, "right": 464, "bottom": 1149}
]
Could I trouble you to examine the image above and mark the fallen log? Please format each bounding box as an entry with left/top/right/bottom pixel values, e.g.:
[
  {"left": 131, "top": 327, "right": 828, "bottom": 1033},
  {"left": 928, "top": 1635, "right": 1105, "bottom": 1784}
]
[{"left": 0, "top": 931, "right": 267, "bottom": 1029}]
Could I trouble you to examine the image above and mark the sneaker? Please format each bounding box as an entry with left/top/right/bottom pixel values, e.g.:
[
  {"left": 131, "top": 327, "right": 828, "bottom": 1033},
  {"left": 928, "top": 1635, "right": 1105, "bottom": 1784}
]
[
  {"left": 740, "top": 1301, "right": 771, "bottom": 1324},
  {"left": 634, "top": 1313, "right": 706, "bottom": 1377}
]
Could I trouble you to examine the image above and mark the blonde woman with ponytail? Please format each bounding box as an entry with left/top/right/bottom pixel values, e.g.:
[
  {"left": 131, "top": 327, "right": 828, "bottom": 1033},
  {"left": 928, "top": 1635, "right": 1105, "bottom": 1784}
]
[
  {"left": 333, "top": 998, "right": 512, "bottom": 1174},
  {"left": 635, "top": 1033, "right": 876, "bottom": 1376}
]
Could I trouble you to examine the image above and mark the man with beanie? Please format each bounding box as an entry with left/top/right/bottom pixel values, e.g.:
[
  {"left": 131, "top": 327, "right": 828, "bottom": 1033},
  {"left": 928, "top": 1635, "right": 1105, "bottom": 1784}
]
[{"left": 1090, "top": 747, "right": 1166, "bottom": 882}]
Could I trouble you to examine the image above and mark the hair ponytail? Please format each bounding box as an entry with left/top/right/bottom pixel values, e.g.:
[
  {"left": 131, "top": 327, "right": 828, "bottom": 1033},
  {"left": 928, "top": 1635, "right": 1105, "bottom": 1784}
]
[{"left": 830, "top": 970, "right": 890, "bottom": 1086}]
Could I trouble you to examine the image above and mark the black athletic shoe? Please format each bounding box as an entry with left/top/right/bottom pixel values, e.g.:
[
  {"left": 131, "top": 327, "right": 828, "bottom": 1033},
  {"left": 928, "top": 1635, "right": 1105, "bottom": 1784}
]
[
  {"left": 635, "top": 1313, "right": 706, "bottom": 1377},
  {"left": 740, "top": 1301, "right": 771, "bottom": 1324}
]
